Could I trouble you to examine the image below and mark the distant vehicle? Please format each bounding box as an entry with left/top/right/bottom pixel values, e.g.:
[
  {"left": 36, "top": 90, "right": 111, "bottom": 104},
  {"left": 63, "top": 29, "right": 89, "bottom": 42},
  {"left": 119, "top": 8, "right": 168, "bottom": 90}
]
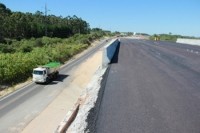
[
  {"left": 154, "top": 36, "right": 160, "bottom": 41},
  {"left": 32, "top": 62, "right": 60, "bottom": 84}
]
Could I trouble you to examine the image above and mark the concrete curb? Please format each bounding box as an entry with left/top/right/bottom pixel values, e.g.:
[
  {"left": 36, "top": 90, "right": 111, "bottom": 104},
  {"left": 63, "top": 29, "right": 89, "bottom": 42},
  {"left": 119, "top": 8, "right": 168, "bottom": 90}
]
[
  {"left": 85, "top": 65, "right": 111, "bottom": 132},
  {"left": 60, "top": 67, "right": 107, "bottom": 132},
  {"left": 54, "top": 100, "right": 81, "bottom": 133}
]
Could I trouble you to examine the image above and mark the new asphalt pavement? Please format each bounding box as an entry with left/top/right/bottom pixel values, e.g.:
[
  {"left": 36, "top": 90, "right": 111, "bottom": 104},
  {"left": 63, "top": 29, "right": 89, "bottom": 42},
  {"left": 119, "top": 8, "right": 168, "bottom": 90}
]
[{"left": 95, "top": 38, "right": 200, "bottom": 133}]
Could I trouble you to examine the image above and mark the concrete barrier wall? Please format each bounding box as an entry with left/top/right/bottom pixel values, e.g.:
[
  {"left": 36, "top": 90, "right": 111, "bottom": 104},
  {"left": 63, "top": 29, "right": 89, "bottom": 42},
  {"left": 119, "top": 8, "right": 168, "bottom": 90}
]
[
  {"left": 176, "top": 38, "right": 200, "bottom": 46},
  {"left": 102, "top": 38, "right": 120, "bottom": 68}
]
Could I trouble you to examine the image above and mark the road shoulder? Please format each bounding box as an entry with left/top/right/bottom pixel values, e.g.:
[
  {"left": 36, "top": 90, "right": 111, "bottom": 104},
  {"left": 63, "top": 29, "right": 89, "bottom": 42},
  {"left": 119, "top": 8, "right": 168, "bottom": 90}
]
[{"left": 22, "top": 43, "right": 103, "bottom": 133}]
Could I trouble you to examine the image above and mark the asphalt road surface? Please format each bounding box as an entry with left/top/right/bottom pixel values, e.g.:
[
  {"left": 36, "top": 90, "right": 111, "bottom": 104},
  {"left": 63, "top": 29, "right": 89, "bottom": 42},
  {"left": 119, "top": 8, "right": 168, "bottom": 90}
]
[
  {"left": 96, "top": 38, "right": 200, "bottom": 133},
  {"left": 0, "top": 39, "right": 109, "bottom": 133}
]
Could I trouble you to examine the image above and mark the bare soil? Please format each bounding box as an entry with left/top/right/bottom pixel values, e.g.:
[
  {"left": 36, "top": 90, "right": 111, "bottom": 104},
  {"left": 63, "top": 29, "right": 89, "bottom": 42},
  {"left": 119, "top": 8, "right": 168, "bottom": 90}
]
[{"left": 22, "top": 46, "right": 103, "bottom": 133}]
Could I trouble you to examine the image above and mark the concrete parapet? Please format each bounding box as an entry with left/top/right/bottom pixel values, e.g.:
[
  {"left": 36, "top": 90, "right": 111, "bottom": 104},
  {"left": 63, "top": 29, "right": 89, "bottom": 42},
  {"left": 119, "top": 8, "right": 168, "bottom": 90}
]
[
  {"left": 176, "top": 38, "right": 200, "bottom": 46},
  {"left": 102, "top": 38, "right": 120, "bottom": 68}
]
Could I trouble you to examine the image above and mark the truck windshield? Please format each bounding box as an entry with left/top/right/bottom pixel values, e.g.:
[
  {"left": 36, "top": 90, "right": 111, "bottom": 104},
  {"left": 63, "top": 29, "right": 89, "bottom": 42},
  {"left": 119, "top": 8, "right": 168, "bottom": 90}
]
[{"left": 33, "top": 70, "right": 43, "bottom": 75}]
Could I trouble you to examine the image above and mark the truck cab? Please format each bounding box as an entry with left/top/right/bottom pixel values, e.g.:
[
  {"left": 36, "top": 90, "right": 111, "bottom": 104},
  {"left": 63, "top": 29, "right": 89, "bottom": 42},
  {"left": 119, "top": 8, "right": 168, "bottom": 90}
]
[{"left": 33, "top": 67, "right": 48, "bottom": 83}]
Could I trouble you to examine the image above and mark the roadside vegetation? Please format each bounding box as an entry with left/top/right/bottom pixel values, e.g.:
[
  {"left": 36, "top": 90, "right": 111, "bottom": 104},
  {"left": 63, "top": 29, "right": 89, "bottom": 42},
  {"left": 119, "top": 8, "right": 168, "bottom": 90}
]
[
  {"left": 0, "top": 34, "right": 104, "bottom": 85},
  {"left": 0, "top": 3, "right": 114, "bottom": 87},
  {"left": 149, "top": 33, "right": 200, "bottom": 42}
]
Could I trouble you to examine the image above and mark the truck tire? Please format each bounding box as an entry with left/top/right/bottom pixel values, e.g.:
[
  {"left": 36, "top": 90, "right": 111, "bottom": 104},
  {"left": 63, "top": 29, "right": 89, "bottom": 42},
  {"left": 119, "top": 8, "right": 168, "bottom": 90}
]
[
  {"left": 54, "top": 71, "right": 59, "bottom": 79},
  {"left": 46, "top": 77, "right": 50, "bottom": 84}
]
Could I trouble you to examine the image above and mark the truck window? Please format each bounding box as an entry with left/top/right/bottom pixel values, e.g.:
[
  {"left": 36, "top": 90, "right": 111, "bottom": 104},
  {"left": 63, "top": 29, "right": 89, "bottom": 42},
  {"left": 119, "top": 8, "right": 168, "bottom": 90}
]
[{"left": 33, "top": 70, "right": 43, "bottom": 75}]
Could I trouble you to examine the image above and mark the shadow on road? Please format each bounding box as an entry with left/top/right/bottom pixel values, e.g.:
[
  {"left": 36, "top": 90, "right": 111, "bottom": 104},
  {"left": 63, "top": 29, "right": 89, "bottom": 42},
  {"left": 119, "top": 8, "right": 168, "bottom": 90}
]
[
  {"left": 55, "top": 74, "right": 69, "bottom": 82},
  {"left": 110, "top": 42, "right": 120, "bottom": 64},
  {"left": 48, "top": 74, "right": 69, "bottom": 85}
]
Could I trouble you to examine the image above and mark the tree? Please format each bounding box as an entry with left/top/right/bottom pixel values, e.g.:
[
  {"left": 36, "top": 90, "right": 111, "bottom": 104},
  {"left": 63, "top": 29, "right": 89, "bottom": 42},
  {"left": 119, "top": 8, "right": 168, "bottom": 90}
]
[
  {"left": 0, "top": 3, "right": 91, "bottom": 40},
  {"left": 0, "top": 3, "right": 11, "bottom": 42}
]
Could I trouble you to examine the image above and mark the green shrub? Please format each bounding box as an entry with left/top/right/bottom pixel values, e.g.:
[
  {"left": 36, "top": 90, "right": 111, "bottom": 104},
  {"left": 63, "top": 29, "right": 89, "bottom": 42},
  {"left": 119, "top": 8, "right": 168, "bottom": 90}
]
[
  {"left": 0, "top": 44, "right": 15, "bottom": 53},
  {"left": 0, "top": 34, "right": 103, "bottom": 85},
  {"left": 34, "top": 38, "right": 44, "bottom": 47}
]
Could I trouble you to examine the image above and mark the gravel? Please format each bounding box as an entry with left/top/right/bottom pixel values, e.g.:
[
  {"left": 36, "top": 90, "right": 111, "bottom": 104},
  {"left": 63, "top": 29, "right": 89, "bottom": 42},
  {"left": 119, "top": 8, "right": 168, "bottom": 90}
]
[{"left": 66, "top": 66, "right": 108, "bottom": 133}]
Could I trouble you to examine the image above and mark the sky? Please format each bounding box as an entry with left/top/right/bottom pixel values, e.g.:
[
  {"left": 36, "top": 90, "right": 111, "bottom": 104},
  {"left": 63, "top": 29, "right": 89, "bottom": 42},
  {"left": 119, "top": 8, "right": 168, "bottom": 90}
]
[{"left": 0, "top": 0, "right": 200, "bottom": 37}]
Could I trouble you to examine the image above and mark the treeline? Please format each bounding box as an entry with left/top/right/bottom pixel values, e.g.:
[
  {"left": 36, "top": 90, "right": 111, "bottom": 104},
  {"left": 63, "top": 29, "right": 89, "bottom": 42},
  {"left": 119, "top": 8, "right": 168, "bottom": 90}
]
[
  {"left": 0, "top": 28, "right": 110, "bottom": 54},
  {"left": 0, "top": 3, "right": 113, "bottom": 87},
  {"left": 0, "top": 3, "right": 90, "bottom": 42}
]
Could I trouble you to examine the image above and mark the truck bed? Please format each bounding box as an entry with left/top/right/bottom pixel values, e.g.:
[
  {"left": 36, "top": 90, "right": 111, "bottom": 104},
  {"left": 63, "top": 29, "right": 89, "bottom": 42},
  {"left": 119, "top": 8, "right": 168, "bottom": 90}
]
[{"left": 43, "top": 62, "right": 60, "bottom": 74}]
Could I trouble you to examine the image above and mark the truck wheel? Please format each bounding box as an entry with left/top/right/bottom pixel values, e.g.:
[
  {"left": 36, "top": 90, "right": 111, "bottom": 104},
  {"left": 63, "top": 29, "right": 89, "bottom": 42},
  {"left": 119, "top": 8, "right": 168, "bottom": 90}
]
[
  {"left": 54, "top": 72, "right": 59, "bottom": 78},
  {"left": 46, "top": 77, "right": 50, "bottom": 84}
]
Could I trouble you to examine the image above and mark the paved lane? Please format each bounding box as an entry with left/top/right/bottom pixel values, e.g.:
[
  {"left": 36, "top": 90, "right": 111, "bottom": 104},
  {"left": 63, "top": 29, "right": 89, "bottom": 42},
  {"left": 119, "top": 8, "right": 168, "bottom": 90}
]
[
  {"left": 96, "top": 39, "right": 200, "bottom": 133},
  {"left": 0, "top": 39, "right": 110, "bottom": 133}
]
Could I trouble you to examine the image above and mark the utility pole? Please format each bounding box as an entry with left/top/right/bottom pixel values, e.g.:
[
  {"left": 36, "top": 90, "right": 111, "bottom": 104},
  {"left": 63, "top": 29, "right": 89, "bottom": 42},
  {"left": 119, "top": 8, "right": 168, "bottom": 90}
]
[{"left": 45, "top": 4, "right": 47, "bottom": 36}]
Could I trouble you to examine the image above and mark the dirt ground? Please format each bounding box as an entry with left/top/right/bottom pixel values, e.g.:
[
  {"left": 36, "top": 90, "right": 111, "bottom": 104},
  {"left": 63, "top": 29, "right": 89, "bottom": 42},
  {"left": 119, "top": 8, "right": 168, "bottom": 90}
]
[{"left": 21, "top": 46, "right": 103, "bottom": 133}]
